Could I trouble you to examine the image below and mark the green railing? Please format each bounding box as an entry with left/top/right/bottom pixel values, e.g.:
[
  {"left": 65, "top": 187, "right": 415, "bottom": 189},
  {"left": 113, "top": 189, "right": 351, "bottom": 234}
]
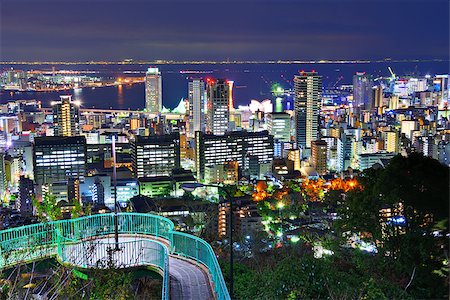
[{"left": 0, "top": 213, "right": 230, "bottom": 300}]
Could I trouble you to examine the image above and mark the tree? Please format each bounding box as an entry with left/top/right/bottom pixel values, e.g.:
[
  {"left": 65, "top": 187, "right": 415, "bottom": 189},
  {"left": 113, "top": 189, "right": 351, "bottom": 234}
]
[{"left": 335, "top": 153, "right": 449, "bottom": 298}]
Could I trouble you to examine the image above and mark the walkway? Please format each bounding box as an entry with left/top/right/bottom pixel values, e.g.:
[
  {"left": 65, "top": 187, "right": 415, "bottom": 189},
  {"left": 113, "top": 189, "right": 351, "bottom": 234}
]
[{"left": 170, "top": 256, "right": 214, "bottom": 300}]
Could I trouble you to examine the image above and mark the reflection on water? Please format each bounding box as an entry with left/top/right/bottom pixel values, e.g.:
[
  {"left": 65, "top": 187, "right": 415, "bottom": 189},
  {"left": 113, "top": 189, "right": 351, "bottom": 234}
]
[{"left": 117, "top": 84, "right": 124, "bottom": 106}]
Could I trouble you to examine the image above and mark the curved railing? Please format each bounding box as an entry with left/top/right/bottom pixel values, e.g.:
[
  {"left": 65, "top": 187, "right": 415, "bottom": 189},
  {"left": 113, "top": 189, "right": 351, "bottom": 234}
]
[{"left": 0, "top": 213, "right": 230, "bottom": 300}]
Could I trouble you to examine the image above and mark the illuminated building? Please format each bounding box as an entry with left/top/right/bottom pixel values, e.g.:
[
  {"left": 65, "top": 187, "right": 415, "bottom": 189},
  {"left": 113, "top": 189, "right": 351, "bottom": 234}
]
[
  {"left": 113, "top": 178, "right": 139, "bottom": 205},
  {"left": 294, "top": 71, "right": 322, "bottom": 151},
  {"left": 337, "top": 133, "right": 353, "bottom": 172},
  {"left": 33, "top": 136, "right": 87, "bottom": 197},
  {"left": 287, "top": 148, "right": 301, "bottom": 171},
  {"left": 195, "top": 130, "right": 273, "bottom": 180},
  {"left": 52, "top": 95, "right": 80, "bottom": 136},
  {"left": 311, "top": 140, "right": 328, "bottom": 175},
  {"left": 138, "top": 176, "right": 173, "bottom": 198},
  {"left": 145, "top": 67, "right": 162, "bottom": 112},
  {"left": 205, "top": 160, "right": 239, "bottom": 185},
  {"left": 433, "top": 75, "right": 449, "bottom": 108},
  {"left": 206, "top": 78, "right": 230, "bottom": 135},
  {"left": 266, "top": 112, "right": 291, "bottom": 143},
  {"left": 80, "top": 175, "right": 112, "bottom": 206},
  {"left": 353, "top": 72, "right": 374, "bottom": 110},
  {"left": 383, "top": 131, "right": 399, "bottom": 154},
  {"left": 179, "top": 133, "right": 188, "bottom": 160},
  {"left": 373, "top": 85, "right": 383, "bottom": 114},
  {"left": 131, "top": 133, "right": 180, "bottom": 178},
  {"left": 188, "top": 78, "right": 206, "bottom": 138},
  {"left": 401, "top": 120, "right": 419, "bottom": 140},
  {"left": 358, "top": 152, "right": 395, "bottom": 170}
]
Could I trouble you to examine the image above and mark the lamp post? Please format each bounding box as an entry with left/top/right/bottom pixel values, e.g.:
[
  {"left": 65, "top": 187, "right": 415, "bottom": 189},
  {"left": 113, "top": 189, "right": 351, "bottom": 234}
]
[
  {"left": 181, "top": 182, "right": 234, "bottom": 299},
  {"left": 112, "top": 135, "right": 120, "bottom": 251}
]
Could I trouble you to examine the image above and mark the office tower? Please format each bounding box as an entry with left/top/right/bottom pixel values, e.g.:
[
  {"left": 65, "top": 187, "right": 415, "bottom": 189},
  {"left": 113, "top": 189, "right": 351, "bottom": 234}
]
[
  {"left": 131, "top": 133, "right": 180, "bottom": 178},
  {"left": 294, "top": 71, "right": 322, "bottom": 151},
  {"left": 17, "top": 176, "right": 34, "bottom": 216},
  {"left": 145, "top": 67, "right": 162, "bottom": 112},
  {"left": 188, "top": 78, "right": 206, "bottom": 138},
  {"left": 353, "top": 72, "right": 374, "bottom": 110},
  {"left": 195, "top": 131, "right": 273, "bottom": 180},
  {"left": 311, "top": 140, "right": 328, "bottom": 175},
  {"left": 52, "top": 95, "right": 80, "bottom": 136},
  {"left": 33, "top": 136, "right": 87, "bottom": 191},
  {"left": 266, "top": 112, "right": 291, "bottom": 142},
  {"left": 33, "top": 136, "right": 86, "bottom": 200},
  {"left": 206, "top": 78, "right": 230, "bottom": 135}
]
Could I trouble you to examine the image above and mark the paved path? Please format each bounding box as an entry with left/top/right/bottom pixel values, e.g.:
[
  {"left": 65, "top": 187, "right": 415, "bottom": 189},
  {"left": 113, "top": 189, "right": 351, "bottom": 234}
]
[{"left": 169, "top": 256, "right": 214, "bottom": 300}]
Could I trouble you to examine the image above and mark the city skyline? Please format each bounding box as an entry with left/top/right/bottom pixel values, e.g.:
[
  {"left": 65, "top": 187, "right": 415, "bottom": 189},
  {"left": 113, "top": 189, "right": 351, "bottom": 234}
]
[{"left": 1, "top": 0, "right": 448, "bottom": 61}]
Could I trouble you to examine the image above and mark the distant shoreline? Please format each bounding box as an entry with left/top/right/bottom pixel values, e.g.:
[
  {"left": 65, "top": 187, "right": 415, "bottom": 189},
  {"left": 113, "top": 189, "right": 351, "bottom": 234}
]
[{"left": 0, "top": 59, "right": 448, "bottom": 66}]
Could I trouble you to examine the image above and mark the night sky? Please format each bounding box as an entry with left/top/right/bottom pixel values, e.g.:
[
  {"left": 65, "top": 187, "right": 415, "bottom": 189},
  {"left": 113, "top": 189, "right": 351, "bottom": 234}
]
[{"left": 1, "top": 0, "right": 449, "bottom": 61}]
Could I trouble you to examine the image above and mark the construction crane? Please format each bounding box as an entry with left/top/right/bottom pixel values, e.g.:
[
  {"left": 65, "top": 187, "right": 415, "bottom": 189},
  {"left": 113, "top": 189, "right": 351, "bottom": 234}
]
[{"left": 388, "top": 66, "right": 396, "bottom": 81}]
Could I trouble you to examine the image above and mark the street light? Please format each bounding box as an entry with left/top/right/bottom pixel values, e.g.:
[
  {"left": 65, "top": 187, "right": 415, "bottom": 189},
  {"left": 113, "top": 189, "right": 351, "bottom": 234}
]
[
  {"left": 180, "top": 182, "right": 234, "bottom": 299},
  {"left": 112, "top": 135, "right": 120, "bottom": 251}
]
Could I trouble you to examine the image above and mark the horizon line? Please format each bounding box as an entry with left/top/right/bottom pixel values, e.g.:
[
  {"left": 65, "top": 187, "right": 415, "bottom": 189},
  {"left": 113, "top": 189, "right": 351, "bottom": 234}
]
[{"left": 0, "top": 58, "right": 448, "bottom": 65}]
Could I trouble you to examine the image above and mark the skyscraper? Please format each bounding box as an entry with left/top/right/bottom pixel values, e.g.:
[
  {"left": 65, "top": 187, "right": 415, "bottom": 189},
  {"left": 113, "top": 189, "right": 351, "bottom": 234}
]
[
  {"left": 52, "top": 95, "right": 80, "bottom": 136},
  {"left": 188, "top": 78, "right": 206, "bottom": 138},
  {"left": 206, "top": 78, "right": 230, "bottom": 135},
  {"left": 294, "top": 71, "right": 322, "bottom": 151},
  {"left": 353, "top": 72, "right": 374, "bottom": 110},
  {"left": 145, "top": 67, "right": 162, "bottom": 112}
]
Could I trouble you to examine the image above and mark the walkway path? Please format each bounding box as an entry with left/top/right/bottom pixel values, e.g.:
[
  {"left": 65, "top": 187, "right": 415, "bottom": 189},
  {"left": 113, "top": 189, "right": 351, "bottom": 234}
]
[{"left": 169, "top": 256, "right": 214, "bottom": 300}]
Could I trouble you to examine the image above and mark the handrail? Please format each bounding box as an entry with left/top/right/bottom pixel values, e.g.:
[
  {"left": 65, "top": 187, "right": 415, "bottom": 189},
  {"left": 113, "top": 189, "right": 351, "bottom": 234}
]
[{"left": 0, "top": 213, "right": 230, "bottom": 300}]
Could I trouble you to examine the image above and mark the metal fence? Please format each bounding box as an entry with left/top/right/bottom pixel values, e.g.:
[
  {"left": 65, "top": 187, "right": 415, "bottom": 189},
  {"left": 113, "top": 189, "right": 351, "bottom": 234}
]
[{"left": 0, "top": 213, "right": 230, "bottom": 300}]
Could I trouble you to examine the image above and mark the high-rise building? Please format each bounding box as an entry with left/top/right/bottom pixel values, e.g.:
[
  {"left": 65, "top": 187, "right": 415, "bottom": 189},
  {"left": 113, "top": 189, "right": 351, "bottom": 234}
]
[
  {"left": 206, "top": 78, "right": 230, "bottom": 135},
  {"left": 195, "top": 130, "right": 273, "bottom": 180},
  {"left": 33, "top": 136, "right": 87, "bottom": 196},
  {"left": 373, "top": 85, "right": 384, "bottom": 114},
  {"left": 17, "top": 176, "right": 34, "bottom": 216},
  {"left": 52, "top": 95, "right": 80, "bottom": 136},
  {"left": 266, "top": 112, "right": 291, "bottom": 143},
  {"left": 145, "top": 67, "right": 162, "bottom": 112},
  {"left": 131, "top": 133, "right": 180, "bottom": 178},
  {"left": 294, "top": 71, "right": 322, "bottom": 150},
  {"left": 353, "top": 72, "right": 374, "bottom": 110},
  {"left": 311, "top": 140, "right": 328, "bottom": 175},
  {"left": 188, "top": 78, "right": 206, "bottom": 138},
  {"left": 383, "top": 131, "right": 399, "bottom": 154}
]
